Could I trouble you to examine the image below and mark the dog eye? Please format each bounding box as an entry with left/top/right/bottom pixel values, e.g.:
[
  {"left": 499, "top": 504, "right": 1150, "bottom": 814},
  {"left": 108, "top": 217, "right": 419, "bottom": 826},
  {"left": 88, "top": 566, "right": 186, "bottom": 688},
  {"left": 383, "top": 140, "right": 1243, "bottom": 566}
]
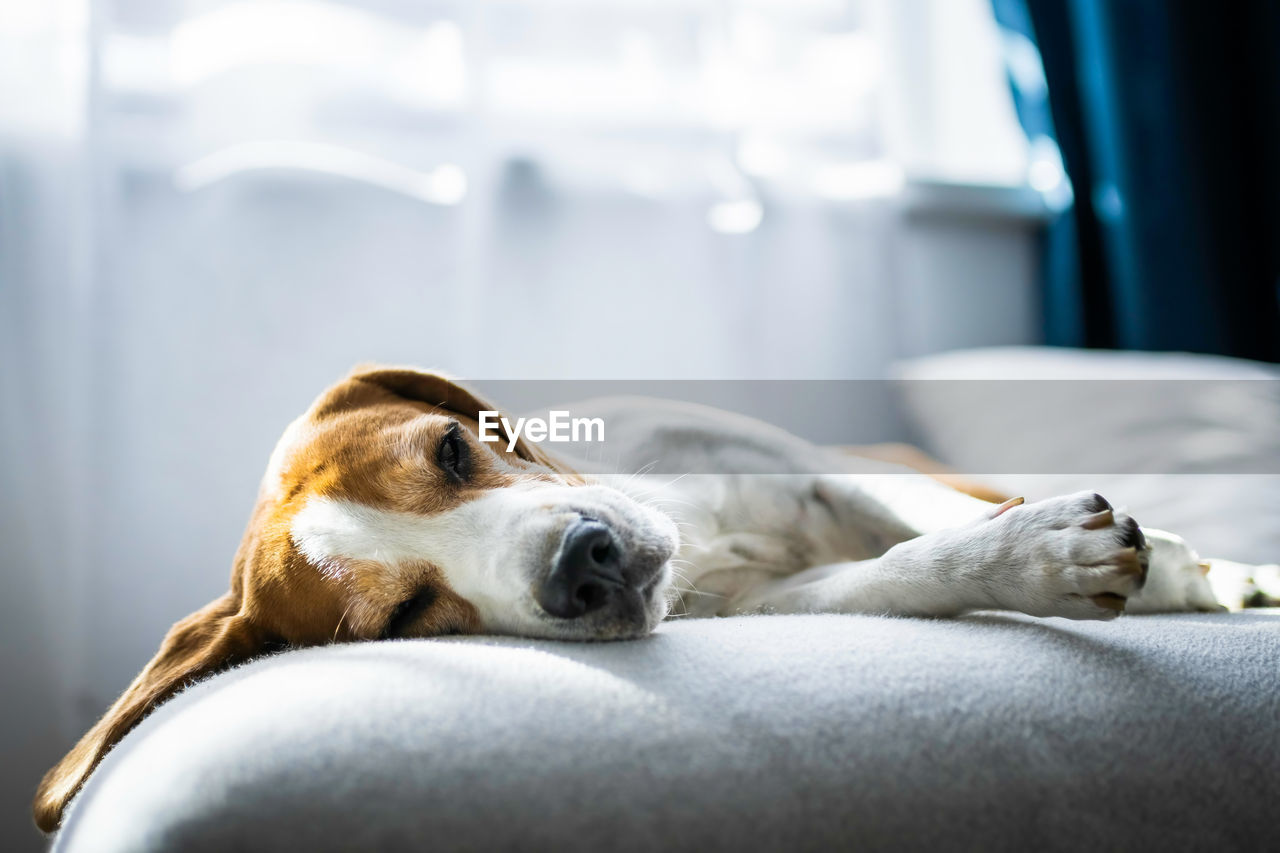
[
  {"left": 384, "top": 588, "right": 439, "bottom": 639},
  {"left": 436, "top": 423, "right": 472, "bottom": 483}
]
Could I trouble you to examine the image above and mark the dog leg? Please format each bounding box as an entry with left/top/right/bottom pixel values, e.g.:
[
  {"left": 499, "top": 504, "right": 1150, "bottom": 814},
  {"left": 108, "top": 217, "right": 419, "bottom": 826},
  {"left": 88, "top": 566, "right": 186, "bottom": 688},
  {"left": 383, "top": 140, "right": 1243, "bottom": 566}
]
[
  {"left": 1199, "top": 558, "right": 1280, "bottom": 610},
  {"left": 731, "top": 490, "right": 1154, "bottom": 620},
  {"left": 1127, "top": 528, "right": 1256, "bottom": 613}
]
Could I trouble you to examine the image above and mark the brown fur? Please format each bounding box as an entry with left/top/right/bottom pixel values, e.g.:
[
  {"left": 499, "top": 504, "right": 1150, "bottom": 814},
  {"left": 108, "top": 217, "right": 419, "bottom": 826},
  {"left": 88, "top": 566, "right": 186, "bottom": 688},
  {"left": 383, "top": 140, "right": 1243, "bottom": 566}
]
[{"left": 837, "top": 443, "right": 1008, "bottom": 504}]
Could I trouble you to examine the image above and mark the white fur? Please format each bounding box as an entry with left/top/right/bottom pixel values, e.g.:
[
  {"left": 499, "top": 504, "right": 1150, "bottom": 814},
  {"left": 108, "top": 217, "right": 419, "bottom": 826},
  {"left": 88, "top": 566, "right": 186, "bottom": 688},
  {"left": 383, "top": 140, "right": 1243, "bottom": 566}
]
[
  {"left": 640, "top": 472, "right": 1224, "bottom": 620},
  {"left": 291, "top": 484, "right": 677, "bottom": 638},
  {"left": 260, "top": 415, "right": 313, "bottom": 500},
  {"left": 1123, "top": 529, "right": 1225, "bottom": 613},
  {"left": 291, "top": 491, "right": 551, "bottom": 635},
  {"left": 642, "top": 479, "right": 1157, "bottom": 620}
]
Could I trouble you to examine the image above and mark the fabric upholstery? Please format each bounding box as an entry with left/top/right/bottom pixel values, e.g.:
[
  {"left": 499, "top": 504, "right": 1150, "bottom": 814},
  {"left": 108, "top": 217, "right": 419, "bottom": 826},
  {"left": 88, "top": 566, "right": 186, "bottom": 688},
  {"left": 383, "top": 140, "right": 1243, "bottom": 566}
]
[
  {"left": 896, "top": 347, "right": 1280, "bottom": 565},
  {"left": 56, "top": 611, "right": 1280, "bottom": 852}
]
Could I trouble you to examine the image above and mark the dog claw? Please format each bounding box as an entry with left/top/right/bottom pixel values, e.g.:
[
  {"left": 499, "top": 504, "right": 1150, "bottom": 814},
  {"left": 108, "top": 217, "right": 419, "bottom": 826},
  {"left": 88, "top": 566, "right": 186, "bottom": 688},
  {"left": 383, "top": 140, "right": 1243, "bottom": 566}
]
[
  {"left": 1114, "top": 547, "right": 1145, "bottom": 577},
  {"left": 1090, "top": 592, "right": 1127, "bottom": 612},
  {"left": 989, "top": 496, "right": 1025, "bottom": 519},
  {"left": 1081, "top": 509, "right": 1114, "bottom": 530},
  {"left": 1198, "top": 560, "right": 1212, "bottom": 575}
]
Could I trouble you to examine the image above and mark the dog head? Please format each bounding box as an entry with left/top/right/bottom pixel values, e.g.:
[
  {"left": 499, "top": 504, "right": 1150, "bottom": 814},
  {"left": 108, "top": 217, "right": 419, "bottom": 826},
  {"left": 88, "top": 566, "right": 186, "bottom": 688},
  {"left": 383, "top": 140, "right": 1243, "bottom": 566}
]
[{"left": 34, "top": 366, "right": 678, "bottom": 832}]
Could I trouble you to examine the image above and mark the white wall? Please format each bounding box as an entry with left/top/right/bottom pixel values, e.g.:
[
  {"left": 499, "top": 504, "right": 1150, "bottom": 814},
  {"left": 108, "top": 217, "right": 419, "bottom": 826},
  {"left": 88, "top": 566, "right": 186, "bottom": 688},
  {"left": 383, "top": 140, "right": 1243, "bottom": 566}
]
[{"left": 1, "top": 138, "right": 97, "bottom": 852}]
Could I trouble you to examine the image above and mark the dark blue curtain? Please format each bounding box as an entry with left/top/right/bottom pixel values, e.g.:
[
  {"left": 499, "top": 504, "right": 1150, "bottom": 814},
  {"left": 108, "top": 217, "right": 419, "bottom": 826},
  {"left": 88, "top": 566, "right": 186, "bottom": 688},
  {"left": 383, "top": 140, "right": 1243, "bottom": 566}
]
[{"left": 992, "top": 0, "right": 1280, "bottom": 361}]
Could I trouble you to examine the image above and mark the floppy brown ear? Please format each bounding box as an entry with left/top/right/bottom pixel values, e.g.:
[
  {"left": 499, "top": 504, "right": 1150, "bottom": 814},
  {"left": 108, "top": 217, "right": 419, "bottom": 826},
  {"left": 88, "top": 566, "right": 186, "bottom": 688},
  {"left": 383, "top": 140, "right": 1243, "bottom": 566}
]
[
  {"left": 337, "top": 365, "right": 582, "bottom": 478},
  {"left": 33, "top": 594, "right": 269, "bottom": 833}
]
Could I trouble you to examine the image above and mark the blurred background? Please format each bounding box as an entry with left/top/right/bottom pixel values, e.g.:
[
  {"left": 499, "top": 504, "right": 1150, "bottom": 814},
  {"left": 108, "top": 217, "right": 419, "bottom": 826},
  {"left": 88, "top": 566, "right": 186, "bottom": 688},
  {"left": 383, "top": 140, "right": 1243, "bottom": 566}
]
[{"left": 2, "top": 0, "right": 1277, "bottom": 848}]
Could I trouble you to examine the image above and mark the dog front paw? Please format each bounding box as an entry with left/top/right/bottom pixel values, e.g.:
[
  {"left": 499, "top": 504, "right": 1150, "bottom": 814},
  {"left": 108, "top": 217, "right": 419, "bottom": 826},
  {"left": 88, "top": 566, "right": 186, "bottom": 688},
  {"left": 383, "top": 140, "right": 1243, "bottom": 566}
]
[{"left": 989, "top": 491, "right": 1151, "bottom": 620}]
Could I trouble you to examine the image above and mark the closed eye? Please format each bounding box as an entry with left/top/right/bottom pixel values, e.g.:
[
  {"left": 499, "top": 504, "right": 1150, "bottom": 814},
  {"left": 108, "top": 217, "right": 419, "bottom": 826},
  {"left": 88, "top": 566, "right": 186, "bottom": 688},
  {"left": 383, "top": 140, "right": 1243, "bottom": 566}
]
[
  {"left": 383, "top": 588, "right": 439, "bottom": 639},
  {"left": 436, "top": 422, "right": 472, "bottom": 483}
]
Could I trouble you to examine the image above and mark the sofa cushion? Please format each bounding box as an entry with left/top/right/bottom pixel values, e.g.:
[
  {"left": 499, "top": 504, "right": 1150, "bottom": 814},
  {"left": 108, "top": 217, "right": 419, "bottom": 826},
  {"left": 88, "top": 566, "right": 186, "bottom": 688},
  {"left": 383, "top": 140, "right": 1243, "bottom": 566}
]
[
  {"left": 56, "top": 612, "right": 1280, "bottom": 852},
  {"left": 894, "top": 347, "right": 1280, "bottom": 565}
]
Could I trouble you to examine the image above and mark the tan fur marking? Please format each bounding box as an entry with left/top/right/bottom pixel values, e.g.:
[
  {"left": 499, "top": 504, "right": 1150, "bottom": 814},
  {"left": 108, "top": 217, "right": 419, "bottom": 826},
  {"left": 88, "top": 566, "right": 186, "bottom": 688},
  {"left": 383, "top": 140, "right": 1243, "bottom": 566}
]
[{"left": 339, "top": 559, "right": 482, "bottom": 640}]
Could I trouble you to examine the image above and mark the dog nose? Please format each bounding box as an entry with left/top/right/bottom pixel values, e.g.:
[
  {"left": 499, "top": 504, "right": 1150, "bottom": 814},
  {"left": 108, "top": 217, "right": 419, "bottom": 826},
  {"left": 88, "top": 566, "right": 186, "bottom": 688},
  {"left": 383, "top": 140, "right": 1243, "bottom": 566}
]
[{"left": 538, "top": 520, "right": 623, "bottom": 619}]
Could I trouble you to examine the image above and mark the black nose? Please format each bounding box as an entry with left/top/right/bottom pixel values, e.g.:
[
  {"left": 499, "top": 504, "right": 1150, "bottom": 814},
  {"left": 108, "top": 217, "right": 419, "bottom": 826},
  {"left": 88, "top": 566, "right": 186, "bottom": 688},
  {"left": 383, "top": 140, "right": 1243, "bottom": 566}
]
[{"left": 537, "top": 521, "right": 623, "bottom": 619}]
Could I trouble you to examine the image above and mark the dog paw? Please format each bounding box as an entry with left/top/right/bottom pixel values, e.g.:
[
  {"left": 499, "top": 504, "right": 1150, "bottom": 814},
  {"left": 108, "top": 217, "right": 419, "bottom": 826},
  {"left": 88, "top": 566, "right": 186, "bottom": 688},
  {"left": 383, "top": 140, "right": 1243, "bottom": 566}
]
[
  {"left": 1133, "top": 534, "right": 1271, "bottom": 613},
  {"left": 987, "top": 491, "right": 1151, "bottom": 620}
]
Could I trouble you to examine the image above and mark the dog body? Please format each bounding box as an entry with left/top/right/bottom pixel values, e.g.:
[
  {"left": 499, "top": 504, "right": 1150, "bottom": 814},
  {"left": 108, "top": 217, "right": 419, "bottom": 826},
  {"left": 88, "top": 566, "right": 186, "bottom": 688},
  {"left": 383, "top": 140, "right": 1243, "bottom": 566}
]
[
  {"left": 558, "top": 397, "right": 1223, "bottom": 620},
  {"left": 34, "top": 368, "right": 1230, "bottom": 831}
]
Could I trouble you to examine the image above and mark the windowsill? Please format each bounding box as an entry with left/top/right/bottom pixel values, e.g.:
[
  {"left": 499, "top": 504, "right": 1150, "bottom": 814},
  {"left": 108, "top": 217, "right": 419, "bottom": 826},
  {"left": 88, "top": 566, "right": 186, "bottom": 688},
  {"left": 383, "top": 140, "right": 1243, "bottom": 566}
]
[{"left": 898, "top": 177, "right": 1057, "bottom": 224}]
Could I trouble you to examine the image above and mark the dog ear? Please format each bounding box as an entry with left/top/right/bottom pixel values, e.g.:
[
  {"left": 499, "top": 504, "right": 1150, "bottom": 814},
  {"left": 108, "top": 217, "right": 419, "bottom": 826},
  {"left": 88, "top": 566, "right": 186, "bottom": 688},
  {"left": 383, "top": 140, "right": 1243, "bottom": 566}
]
[
  {"left": 331, "top": 366, "right": 581, "bottom": 478},
  {"left": 32, "top": 594, "right": 270, "bottom": 833}
]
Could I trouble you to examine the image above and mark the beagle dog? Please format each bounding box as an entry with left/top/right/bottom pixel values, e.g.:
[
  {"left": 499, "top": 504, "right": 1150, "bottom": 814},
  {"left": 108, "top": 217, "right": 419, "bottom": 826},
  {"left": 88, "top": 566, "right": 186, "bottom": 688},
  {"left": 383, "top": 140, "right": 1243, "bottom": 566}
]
[{"left": 34, "top": 366, "right": 1233, "bottom": 832}]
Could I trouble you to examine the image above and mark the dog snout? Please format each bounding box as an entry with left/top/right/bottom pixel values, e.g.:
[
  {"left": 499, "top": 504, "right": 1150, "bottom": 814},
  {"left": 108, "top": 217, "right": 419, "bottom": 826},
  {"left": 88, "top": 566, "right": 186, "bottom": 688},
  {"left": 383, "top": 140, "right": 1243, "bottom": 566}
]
[{"left": 537, "top": 520, "right": 624, "bottom": 619}]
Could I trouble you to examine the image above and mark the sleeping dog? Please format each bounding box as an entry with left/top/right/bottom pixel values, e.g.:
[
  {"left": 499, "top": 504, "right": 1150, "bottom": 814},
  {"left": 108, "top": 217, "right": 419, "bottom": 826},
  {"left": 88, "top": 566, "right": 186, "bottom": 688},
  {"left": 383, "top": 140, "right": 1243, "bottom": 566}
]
[{"left": 34, "top": 366, "right": 1230, "bottom": 831}]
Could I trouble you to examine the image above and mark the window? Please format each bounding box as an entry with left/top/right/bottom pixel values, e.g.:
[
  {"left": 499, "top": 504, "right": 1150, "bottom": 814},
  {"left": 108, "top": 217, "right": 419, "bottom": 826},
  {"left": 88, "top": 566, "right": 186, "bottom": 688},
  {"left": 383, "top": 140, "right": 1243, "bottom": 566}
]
[{"left": 85, "top": 0, "right": 1052, "bottom": 232}]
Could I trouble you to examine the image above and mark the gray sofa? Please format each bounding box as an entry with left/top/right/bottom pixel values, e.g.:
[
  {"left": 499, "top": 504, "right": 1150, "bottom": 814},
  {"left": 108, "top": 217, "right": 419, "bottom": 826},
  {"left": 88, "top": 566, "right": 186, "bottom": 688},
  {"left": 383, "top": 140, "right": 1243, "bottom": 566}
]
[
  {"left": 56, "top": 611, "right": 1280, "bottom": 851},
  {"left": 55, "top": 349, "right": 1280, "bottom": 851}
]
